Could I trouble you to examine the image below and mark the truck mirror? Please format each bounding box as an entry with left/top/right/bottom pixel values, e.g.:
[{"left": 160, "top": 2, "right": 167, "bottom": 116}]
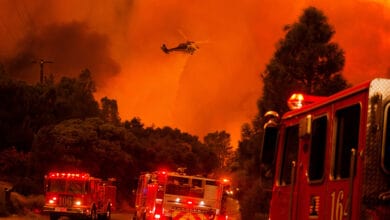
[
  {"left": 262, "top": 128, "right": 278, "bottom": 164},
  {"left": 260, "top": 111, "right": 280, "bottom": 188}
]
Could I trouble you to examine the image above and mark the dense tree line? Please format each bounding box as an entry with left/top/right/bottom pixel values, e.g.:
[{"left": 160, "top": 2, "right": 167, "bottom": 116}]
[{"left": 0, "top": 68, "right": 233, "bottom": 206}]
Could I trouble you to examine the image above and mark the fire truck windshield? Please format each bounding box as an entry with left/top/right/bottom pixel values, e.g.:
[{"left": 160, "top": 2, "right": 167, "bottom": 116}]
[
  {"left": 165, "top": 176, "right": 205, "bottom": 198},
  {"left": 48, "top": 179, "right": 86, "bottom": 194}
]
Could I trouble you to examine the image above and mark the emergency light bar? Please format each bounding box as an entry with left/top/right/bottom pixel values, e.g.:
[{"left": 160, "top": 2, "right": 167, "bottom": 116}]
[{"left": 48, "top": 172, "right": 90, "bottom": 179}]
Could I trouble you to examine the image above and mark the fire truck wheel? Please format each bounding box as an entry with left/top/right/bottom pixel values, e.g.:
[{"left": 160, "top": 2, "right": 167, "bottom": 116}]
[
  {"left": 106, "top": 202, "right": 112, "bottom": 220},
  {"left": 132, "top": 211, "right": 139, "bottom": 220},
  {"left": 49, "top": 214, "right": 59, "bottom": 220},
  {"left": 91, "top": 204, "right": 98, "bottom": 220},
  {"left": 134, "top": 211, "right": 145, "bottom": 220}
]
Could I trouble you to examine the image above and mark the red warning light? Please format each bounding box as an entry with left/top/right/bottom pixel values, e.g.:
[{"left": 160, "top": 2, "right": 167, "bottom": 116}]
[
  {"left": 288, "top": 93, "right": 305, "bottom": 110},
  {"left": 287, "top": 93, "right": 325, "bottom": 110}
]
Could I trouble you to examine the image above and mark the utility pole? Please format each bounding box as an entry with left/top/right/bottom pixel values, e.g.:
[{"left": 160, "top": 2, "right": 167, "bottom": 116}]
[{"left": 33, "top": 59, "right": 53, "bottom": 83}]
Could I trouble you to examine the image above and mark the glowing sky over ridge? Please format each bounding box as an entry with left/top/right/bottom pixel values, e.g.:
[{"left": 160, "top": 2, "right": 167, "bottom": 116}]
[{"left": 0, "top": 0, "right": 389, "bottom": 146}]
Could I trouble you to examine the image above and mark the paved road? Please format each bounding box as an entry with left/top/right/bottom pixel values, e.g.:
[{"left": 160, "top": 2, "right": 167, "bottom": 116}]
[{"left": 0, "top": 212, "right": 134, "bottom": 220}]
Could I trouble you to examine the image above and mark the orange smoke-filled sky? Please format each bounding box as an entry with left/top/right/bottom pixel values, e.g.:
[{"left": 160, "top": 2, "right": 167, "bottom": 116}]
[{"left": 0, "top": 0, "right": 389, "bottom": 146}]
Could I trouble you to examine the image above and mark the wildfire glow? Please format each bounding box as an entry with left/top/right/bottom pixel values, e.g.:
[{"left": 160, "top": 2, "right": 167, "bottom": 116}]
[{"left": 0, "top": 0, "right": 389, "bottom": 146}]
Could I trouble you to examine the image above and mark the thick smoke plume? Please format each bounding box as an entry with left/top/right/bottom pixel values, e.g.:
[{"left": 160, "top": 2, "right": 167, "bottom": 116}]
[
  {"left": 3, "top": 22, "right": 120, "bottom": 85},
  {"left": 0, "top": 0, "right": 389, "bottom": 145}
]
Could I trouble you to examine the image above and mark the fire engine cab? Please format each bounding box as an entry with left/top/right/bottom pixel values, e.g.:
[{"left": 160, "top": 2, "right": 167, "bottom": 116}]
[
  {"left": 261, "top": 78, "right": 390, "bottom": 220},
  {"left": 134, "top": 170, "right": 230, "bottom": 220},
  {"left": 43, "top": 172, "right": 116, "bottom": 220}
]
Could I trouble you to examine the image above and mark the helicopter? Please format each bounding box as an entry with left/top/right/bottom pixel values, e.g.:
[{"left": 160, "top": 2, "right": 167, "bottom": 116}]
[
  {"left": 161, "top": 30, "right": 208, "bottom": 55},
  {"left": 161, "top": 41, "right": 199, "bottom": 55}
]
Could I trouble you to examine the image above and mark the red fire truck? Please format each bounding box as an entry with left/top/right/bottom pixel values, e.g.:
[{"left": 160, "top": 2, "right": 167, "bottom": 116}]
[
  {"left": 42, "top": 172, "right": 116, "bottom": 220},
  {"left": 260, "top": 78, "right": 390, "bottom": 220},
  {"left": 134, "top": 170, "right": 230, "bottom": 220}
]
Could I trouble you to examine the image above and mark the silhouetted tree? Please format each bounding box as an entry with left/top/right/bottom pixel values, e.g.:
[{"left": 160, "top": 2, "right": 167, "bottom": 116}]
[
  {"left": 204, "top": 131, "right": 233, "bottom": 170},
  {"left": 101, "top": 97, "right": 120, "bottom": 125},
  {"left": 259, "top": 6, "right": 348, "bottom": 116},
  {"left": 0, "top": 79, "right": 36, "bottom": 151},
  {"left": 236, "top": 7, "right": 349, "bottom": 219},
  {"left": 55, "top": 69, "right": 99, "bottom": 120}
]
